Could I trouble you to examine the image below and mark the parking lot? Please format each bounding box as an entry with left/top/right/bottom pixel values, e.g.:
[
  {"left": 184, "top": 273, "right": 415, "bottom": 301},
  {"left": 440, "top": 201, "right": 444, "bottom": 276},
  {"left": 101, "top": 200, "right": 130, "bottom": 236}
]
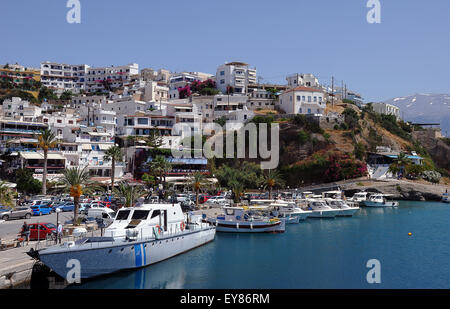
[{"left": 0, "top": 211, "right": 74, "bottom": 239}]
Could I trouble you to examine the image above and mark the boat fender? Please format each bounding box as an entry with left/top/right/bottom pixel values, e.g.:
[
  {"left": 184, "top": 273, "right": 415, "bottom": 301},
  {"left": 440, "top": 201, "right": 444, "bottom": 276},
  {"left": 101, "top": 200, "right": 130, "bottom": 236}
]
[
  {"left": 156, "top": 225, "right": 162, "bottom": 234},
  {"left": 180, "top": 221, "right": 185, "bottom": 231}
]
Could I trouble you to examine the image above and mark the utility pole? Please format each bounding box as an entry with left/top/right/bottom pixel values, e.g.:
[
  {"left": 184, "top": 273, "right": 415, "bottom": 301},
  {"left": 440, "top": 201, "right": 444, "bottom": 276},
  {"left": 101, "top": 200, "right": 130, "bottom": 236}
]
[
  {"left": 331, "top": 76, "right": 334, "bottom": 107},
  {"left": 341, "top": 81, "right": 344, "bottom": 101}
]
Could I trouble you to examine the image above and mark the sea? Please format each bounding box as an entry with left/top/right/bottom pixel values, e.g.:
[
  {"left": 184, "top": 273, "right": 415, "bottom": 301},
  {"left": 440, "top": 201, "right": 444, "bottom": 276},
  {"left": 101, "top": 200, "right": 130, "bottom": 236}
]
[{"left": 71, "top": 201, "right": 450, "bottom": 289}]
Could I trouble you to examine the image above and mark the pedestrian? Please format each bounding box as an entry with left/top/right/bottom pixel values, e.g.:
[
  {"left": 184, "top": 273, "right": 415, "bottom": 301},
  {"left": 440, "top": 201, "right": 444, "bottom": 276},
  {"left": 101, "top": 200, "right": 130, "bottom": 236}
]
[{"left": 21, "top": 221, "right": 30, "bottom": 245}]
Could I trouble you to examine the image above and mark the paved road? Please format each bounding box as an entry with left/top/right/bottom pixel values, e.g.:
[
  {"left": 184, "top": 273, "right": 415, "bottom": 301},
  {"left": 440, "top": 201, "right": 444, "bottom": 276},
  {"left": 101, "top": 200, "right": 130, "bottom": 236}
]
[{"left": 0, "top": 211, "right": 74, "bottom": 239}]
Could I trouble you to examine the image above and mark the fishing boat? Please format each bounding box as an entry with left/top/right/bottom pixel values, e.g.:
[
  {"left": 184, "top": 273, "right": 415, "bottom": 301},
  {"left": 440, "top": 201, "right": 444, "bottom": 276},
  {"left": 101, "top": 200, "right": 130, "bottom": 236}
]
[
  {"left": 323, "top": 199, "right": 360, "bottom": 217},
  {"left": 27, "top": 202, "right": 216, "bottom": 280},
  {"left": 361, "top": 194, "right": 399, "bottom": 207},
  {"left": 306, "top": 199, "right": 340, "bottom": 218},
  {"left": 442, "top": 193, "right": 450, "bottom": 203},
  {"left": 205, "top": 206, "right": 285, "bottom": 233}
]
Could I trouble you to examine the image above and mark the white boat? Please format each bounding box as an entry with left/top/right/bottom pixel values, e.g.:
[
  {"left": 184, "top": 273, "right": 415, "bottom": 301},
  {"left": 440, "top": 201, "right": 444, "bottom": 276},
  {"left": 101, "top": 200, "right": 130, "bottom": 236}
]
[
  {"left": 270, "top": 201, "right": 311, "bottom": 221},
  {"left": 362, "top": 194, "right": 399, "bottom": 207},
  {"left": 306, "top": 199, "right": 340, "bottom": 218},
  {"left": 27, "top": 202, "right": 215, "bottom": 280},
  {"left": 206, "top": 207, "right": 285, "bottom": 233},
  {"left": 324, "top": 199, "right": 360, "bottom": 217},
  {"left": 442, "top": 193, "right": 450, "bottom": 203},
  {"left": 349, "top": 191, "right": 369, "bottom": 205}
]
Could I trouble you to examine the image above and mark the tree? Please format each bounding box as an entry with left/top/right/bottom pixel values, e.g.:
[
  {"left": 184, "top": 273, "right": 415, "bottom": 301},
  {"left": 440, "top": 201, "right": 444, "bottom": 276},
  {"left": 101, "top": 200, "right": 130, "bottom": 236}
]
[
  {"left": 149, "top": 155, "right": 171, "bottom": 186},
  {"left": 258, "top": 169, "right": 285, "bottom": 200},
  {"left": 113, "top": 183, "right": 146, "bottom": 207},
  {"left": 141, "top": 173, "right": 156, "bottom": 190},
  {"left": 59, "top": 90, "right": 73, "bottom": 101},
  {"left": 15, "top": 168, "right": 42, "bottom": 195},
  {"left": 145, "top": 130, "right": 164, "bottom": 156},
  {"left": 103, "top": 145, "right": 123, "bottom": 194},
  {"left": 389, "top": 152, "right": 412, "bottom": 178},
  {"left": 188, "top": 172, "right": 210, "bottom": 209},
  {"left": 0, "top": 181, "right": 16, "bottom": 207},
  {"left": 38, "top": 86, "right": 58, "bottom": 103},
  {"left": 60, "top": 166, "right": 95, "bottom": 225},
  {"left": 35, "top": 128, "right": 58, "bottom": 195}
]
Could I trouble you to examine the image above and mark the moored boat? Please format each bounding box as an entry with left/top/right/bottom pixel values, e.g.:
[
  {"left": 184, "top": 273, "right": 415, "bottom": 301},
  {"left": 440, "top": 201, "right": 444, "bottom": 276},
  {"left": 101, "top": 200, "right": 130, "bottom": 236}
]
[
  {"left": 361, "top": 194, "right": 399, "bottom": 207},
  {"left": 27, "top": 202, "right": 215, "bottom": 280},
  {"left": 324, "top": 199, "right": 360, "bottom": 217},
  {"left": 306, "top": 199, "right": 340, "bottom": 218},
  {"left": 205, "top": 206, "right": 285, "bottom": 233},
  {"left": 442, "top": 193, "right": 450, "bottom": 203}
]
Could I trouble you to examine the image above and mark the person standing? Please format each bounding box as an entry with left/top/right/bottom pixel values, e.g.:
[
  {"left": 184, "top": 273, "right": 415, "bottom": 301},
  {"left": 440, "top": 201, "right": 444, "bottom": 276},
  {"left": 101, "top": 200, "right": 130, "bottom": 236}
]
[{"left": 21, "top": 221, "right": 30, "bottom": 245}]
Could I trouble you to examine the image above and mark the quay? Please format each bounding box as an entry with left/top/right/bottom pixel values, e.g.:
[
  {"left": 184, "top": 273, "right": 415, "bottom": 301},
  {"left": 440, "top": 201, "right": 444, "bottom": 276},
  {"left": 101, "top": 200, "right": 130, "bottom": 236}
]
[{"left": 0, "top": 230, "right": 102, "bottom": 289}]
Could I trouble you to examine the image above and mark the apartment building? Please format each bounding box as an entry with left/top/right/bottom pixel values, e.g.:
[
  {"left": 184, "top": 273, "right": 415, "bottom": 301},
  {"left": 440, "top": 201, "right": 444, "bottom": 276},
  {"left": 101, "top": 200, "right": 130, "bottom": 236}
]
[
  {"left": 247, "top": 89, "right": 275, "bottom": 110},
  {"left": 85, "top": 63, "right": 139, "bottom": 93},
  {"left": 168, "top": 72, "right": 214, "bottom": 99},
  {"left": 40, "top": 62, "right": 89, "bottom": 93},
  {"left": 216, "top": 62, "right": 257, "bottom": 94},
  {"left": 0, "top": 64, "right": 40, "bottom": 85}
]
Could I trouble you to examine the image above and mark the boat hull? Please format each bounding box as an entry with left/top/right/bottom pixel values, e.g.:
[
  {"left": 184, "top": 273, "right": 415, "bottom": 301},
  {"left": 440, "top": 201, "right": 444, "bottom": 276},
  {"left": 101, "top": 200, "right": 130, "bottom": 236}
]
[
  {"left": 335, "top": 208, "right": 360, "bottom": 217},
  {"left": 308, "top": 210, "right": 339, "bottom": 218},
  {"left": 206, "top": 218, "right": 285, "bottom": 233},
  {"left": 280, "top": 216, "right": 300, "bottom": 224},
  {"left": 38, "top": 227, "right": 216, "bottom": 280},
  {"left": 362, "top": 201, "right": 399, "bottom": 207}
]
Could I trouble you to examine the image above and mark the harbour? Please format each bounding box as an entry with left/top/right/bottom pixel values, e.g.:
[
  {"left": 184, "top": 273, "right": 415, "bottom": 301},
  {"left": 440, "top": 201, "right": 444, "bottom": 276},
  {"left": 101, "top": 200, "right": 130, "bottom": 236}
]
[{"left": 5, "top": 200, "right": 448, "bottom": 289}]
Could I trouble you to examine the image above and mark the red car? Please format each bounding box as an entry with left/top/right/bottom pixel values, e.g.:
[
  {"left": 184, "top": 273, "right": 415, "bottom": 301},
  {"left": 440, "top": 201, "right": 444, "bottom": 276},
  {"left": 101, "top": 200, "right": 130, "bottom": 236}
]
[{"left": 22, "top": 223, "right": 57, "bottom": 241}]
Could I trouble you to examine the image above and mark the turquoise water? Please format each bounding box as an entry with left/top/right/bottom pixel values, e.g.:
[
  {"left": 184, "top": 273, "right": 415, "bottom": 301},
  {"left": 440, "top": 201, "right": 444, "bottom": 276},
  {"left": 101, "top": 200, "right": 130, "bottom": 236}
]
[{"left": 73, "top": 201, "right": 450, "bottom": 289}]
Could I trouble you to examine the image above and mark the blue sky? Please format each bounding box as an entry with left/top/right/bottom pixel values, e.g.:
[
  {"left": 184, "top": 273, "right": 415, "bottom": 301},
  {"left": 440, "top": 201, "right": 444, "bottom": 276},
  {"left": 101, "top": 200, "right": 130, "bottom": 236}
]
[{"left": 1, "top": 0, "right": 449, "bottom": 102}]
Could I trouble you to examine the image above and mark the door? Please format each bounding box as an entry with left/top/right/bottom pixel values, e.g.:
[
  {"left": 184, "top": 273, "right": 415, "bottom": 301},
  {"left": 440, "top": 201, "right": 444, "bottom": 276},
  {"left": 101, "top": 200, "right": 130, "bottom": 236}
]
[{"left": 29, "top": 224, "right": 37, "bottom": 239}]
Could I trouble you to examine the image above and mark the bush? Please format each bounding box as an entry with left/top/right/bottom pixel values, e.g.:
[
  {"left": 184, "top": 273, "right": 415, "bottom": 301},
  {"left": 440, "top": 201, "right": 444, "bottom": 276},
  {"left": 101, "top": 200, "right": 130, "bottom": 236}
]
[
  {"left": 422, "top": 170, "right": 441, "bottom": 184},
  {"left": 297, "top": 130, "right": 311, "bottom": 145}
]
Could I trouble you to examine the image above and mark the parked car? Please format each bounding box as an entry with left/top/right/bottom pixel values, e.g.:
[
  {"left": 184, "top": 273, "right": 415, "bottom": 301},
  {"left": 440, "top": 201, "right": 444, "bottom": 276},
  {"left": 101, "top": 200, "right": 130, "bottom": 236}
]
[
  {"left": 30, "top": 205, "right": 53, "bottom": 216},
  {"left": 24, "top": 223, "right": 57, "bottom": 241},
  {"left": 0, "top": 207, "right": 33, "bottom": 220},
  {"left": 60, "top": 203, "right": 75, "bottom": 212},
  {"left": 78, "top": 203, "right": 91, "bottom": 214}
]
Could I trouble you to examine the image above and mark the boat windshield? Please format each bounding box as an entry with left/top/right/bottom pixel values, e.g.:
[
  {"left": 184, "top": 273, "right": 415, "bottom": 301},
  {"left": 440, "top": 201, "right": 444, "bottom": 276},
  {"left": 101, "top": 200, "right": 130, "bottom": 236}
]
[{"left": 116, "top": 209, "right": 131, "bottom": 220}]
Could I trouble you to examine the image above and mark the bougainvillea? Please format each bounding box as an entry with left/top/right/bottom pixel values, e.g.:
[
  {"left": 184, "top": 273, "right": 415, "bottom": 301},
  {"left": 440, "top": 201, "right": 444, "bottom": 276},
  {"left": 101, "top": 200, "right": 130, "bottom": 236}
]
[
  {"left": 324, "top": 152, "right": 367, "bottom": 182},
  {"left": 178, "top": 85, "right": 192, "bottom": 99}
]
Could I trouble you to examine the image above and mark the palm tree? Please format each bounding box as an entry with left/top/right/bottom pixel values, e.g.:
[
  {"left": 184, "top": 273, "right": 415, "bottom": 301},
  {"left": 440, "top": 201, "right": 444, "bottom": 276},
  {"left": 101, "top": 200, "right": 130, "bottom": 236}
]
[
  {"left": 229, "top": 179, "right": 244, "bottom": 204},
  {"left": 145, "top": 130, "right": 163, "bottom": 156},
  {"left": 259, "top": 169, "right": 285, "bottom": 200},
  {"left": 188, "top": 172, "right": 210, "bottom": 209},
  {"left": 149, "top": 155, "right": 171, "bottom": 187},
  {"left": 113, "top": 183, "right": 146, "bottom": 207},
  {"left": 60, "top": 166, "right": 96, "bottom": 225},
  {"left": 35, "top": 128, "right": 58, "bottom": 195},
  {"left": 389, "top": 152, "right": 412, "bottom": 178},
  {"left": 103, "top": 145, "right": 123, "bottom": 193},
  {"left": 0, "top": 181, "right": 15, "bottom": 207}
]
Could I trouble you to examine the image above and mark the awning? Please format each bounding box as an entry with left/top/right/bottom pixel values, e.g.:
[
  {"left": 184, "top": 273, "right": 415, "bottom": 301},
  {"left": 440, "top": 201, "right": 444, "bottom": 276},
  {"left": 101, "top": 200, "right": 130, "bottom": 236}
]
[
  {"left": 87, "top": 132, "right": 110, "bottom": 136},
  {"left": 47, "top": 153, "right": 66, "bottom": 160},
  {"left": 20, "top": 152, "right": 42, "bottom": 160},
  {"left": 98, "top": 144, "right": 113, "bottom": 150}
]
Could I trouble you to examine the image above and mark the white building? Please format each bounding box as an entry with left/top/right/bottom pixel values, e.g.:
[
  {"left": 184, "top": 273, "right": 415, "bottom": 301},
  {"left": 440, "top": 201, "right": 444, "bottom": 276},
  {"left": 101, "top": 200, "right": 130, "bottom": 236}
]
[
  {"left": 168, "top": 72, "right": 214, "bottom": 100},
  {"left": 372, "top": 103, "right": 400, "bottom": 119},
  {"left": 40, "top": 62, "right": 89, "bottom": 94},
  {"left": 247, "top": 89, "right": 275, "bottom": 110},
  {"left": 286, "top": 73, "right": 320, "bottom": 89},
  {"left": 143, "top": 81, "right": 169, "bottom": 102},
  {"left": 216, "top": 62, "right": 257, "bottom": 95},
  {"left": 278, "top": 86, "right": 325, "bottom": 115},
  {"left": 85, "top": 63, "right": 139, "bottom": 93},
  {"left": 1, "top": 97, "right": 42, "bottom": 122}
]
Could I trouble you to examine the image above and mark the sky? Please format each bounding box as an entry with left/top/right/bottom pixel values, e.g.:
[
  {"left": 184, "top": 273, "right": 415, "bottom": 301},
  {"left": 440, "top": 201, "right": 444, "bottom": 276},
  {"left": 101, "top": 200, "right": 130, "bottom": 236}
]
[{"left": 1, "top": 0, "right": 449, "bottom": 102}]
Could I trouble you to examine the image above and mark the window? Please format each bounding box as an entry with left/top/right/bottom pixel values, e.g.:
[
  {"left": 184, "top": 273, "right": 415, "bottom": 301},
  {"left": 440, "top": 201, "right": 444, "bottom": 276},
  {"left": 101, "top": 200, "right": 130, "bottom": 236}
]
[
  {"left": 116, "top": 209, "right": 131, "bottom": 220},
  {"left": 313, "top": 96, "right": 317, "bottom": 102},
  {"left": 308, "top": 96, "right": 311, "bottom": 102},
  {"left": 220, "top": 71, "right": 225, "bottom": 76},
  {"left": 131, "top": 210, "right": 150, "bottom": 220},
  {"left": 151, "top": 209, "right": 161, "bottom": 219},
  {"left": 297, "top": 96, "right": 301, "bottom": 101},
  {"left": 308, "top": 108, "right": 311, "bottom": 114}
]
